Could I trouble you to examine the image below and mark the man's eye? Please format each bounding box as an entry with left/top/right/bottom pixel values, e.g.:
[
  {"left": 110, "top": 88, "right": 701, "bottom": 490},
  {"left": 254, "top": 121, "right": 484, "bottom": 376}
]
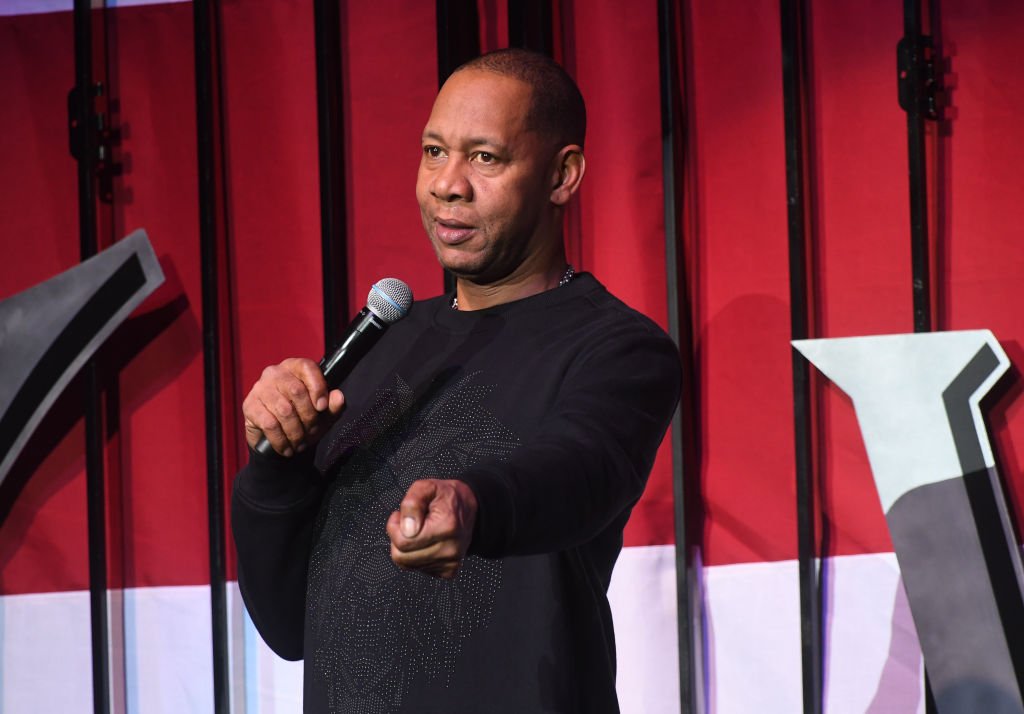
[
  {"left": 475, "top": 152, "right": 496, "bottom": 164},
  {"left": 424, "top": 146, "right": 444, "bottom": 159}
]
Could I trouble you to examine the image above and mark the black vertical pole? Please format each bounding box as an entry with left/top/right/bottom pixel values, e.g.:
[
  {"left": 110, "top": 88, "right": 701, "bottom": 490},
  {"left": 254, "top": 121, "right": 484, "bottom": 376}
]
[
  {"left": 193, "top": 1, "right": 230, "bottom": 711},
  {"left": 658, "top": 1, "right": 703, "bottom": 711},
  {"left": 314, "top": 0, "right": 349, "bottom": 349},
  {"left": 780, "top": 1, "right": 821, "bottom": 713},
  {"left": 73, "top": 1, "right": 110, "bottom": 712},
  {"left": 899, "top": 1, "right": 939, "bottom": 709},
  {"left": 508, "top": 0, "right": 554, "bottom": 56},
  {"left": 436, "top": 0, "right": 480, "bottom": 86},
  {"left": 900, "top": 0, "right": 935, "bottom": 335},
  {"left": 435, "top": 0, "right": 480, "bottom": 296}
]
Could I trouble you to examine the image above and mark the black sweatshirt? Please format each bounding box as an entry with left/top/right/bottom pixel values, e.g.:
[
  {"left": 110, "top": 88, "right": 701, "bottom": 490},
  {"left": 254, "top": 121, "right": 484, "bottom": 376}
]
[{"left": 232, "top": 273, "right": 681, "bottom": 713}]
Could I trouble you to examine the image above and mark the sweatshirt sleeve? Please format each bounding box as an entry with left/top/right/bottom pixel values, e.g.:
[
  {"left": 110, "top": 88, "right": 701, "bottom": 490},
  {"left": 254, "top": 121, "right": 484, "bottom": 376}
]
[
  {"left": 231, "top": 447, "right": 325, "bottom": 660},
  {"left": 460, "top": 321, "right": 681, "bottom": 558}
]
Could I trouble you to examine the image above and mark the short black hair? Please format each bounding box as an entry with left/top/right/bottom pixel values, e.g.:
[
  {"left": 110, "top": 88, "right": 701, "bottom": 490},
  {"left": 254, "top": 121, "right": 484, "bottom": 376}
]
[{"left": 455, "top": 48, "right": 586, "bottom": 149}]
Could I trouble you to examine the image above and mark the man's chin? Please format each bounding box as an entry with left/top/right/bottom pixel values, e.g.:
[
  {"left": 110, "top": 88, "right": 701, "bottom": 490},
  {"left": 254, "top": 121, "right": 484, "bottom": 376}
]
[
  {"left": 432, "top": 243, "right": 525, "bottom": 285},
  {"left": 434, "top": 249, "right": 487, "bottom": 282},
  {"left": 439, "top": 264, "right": 486, "bottom": 283}
]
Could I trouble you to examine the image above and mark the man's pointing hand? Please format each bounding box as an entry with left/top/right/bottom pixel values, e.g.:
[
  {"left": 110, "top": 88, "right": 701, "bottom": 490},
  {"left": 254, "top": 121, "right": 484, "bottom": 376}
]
[{"left": 387, "top": 479, "right": 478, "bottom": 579}]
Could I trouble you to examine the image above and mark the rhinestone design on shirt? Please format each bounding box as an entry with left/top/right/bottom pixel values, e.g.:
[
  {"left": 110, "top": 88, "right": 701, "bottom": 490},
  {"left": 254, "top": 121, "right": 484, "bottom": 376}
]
[{"left": 307, "top": 372, "right": 520, "bottom": 713}]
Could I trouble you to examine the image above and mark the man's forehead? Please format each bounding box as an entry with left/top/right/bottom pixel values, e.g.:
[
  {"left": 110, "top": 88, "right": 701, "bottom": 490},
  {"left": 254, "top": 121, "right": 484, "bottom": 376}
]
[
  {"left": 427, "top": 70, "right": 533, "bottom": 126},
  {"left": 441, "top": 67, "right": 532, "bottom": 97}
]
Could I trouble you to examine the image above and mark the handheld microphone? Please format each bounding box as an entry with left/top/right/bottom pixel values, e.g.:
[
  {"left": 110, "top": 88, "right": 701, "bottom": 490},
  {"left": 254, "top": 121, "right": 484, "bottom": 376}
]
[{"left": 253, "top": 277, "right": 413, "bottom": 457}]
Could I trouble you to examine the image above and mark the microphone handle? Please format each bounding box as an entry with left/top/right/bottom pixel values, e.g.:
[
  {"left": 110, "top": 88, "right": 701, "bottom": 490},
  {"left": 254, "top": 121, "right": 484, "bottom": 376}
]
[{"left": 253, "top": 307, "right": 388, "bottom": 457}]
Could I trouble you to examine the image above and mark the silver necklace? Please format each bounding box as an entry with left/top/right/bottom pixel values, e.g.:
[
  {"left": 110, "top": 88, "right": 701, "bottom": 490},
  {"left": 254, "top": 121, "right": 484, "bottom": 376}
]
[{"left": 450, "top": 264, "right": 576, "bottom": 310}]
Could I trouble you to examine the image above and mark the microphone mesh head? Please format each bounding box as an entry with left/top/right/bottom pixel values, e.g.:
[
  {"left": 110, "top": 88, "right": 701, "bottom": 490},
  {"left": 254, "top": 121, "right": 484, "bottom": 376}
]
[{"left": 367, "top": 278, "right": 413, "bottom": 324}]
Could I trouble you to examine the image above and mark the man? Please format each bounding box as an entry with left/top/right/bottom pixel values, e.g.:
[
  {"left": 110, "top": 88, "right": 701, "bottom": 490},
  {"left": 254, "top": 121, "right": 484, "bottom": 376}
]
[{"left": 232, "top": 49, "right": 680, "bottom": 713}]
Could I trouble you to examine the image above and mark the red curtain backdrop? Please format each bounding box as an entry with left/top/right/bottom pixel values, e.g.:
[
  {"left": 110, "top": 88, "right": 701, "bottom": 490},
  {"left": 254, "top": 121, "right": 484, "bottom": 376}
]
[{"left": 1, "top": 0, "right": 1023, "bottom": 711}]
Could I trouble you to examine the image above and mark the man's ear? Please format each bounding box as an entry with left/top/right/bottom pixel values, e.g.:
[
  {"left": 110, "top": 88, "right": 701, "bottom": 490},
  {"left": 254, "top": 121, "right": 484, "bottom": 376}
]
[{"left": 550, "top": 145, "right": 586, "bottom": 206}]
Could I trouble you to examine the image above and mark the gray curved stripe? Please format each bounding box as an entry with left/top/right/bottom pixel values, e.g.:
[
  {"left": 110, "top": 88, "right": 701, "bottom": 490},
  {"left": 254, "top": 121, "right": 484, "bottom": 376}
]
[{"left": 0, "top": 229, "right": 164, "bottom": 488}]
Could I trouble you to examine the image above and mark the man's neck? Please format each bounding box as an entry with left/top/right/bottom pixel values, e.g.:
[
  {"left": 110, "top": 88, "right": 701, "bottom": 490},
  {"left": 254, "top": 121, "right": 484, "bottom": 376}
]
[{"left": 454, "top": 255, "right": 570, "bottom": 311}]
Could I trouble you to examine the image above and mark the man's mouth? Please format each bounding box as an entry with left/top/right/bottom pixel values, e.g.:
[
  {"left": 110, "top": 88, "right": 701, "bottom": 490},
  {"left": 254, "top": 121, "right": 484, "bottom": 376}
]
[{"left": 434, "top": 217, "right": 476, "bottom": 245}]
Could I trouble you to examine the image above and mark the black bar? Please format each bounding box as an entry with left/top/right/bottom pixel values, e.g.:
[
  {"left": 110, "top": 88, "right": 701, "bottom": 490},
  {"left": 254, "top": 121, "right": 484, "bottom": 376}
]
[
  {"left": 193, "top": 1, "right": 230, "bottom": 711},
  {"left": 314, "top": 0, "right": 349, "bottom": 349},
  {"left": 903, "top": 1, "right": 938, "bottom": 709},
  {"left": 657, "top": 1, "right": 703, "bottom": 712},
  {"left": 73, "top": 1, "right": 110, "bottom": 713},
  {"left": 903, "top": 0, "right": 932, "bottom": 334},
  {"left": 780, "top": 1, "right": 822, "bottom": 713},
  {"left": 435, "top": 0, "right": 480, "bottom": 297},
  {"left": 508, "top": 0, "right": 553, "bottom": 56},
  {"left": 435, "top": 0, "right": 479, "bottom": 86},
  {"left": 73, "top": 4, "right": 98, "bottom": 251}
]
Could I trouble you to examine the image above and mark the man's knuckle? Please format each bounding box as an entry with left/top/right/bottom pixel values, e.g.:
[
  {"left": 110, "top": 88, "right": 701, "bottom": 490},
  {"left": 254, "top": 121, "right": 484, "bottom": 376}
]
[{"left": 434, "top": 522, "right": 457, "bottom": 540}]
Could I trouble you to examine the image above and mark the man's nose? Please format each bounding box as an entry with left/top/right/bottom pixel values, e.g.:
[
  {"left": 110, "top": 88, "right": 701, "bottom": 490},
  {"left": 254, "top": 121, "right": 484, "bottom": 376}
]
[{"left": 431, "top": 157, "right": 473, "bottom": 202}]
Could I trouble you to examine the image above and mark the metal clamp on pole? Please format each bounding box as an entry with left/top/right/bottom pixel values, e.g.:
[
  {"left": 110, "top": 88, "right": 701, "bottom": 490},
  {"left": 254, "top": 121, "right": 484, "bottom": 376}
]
[
  {"left": 897, "top": 34, "right": 940, "bottom": 120},
  {"left": 68, "top": 81, "right": 120, "bottom": 204}
]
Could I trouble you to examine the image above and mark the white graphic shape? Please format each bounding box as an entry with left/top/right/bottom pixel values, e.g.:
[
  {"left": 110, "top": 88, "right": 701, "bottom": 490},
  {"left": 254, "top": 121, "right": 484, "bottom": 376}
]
[{"left": 792, "top": 330, "right": 1009, "bottom": 513}]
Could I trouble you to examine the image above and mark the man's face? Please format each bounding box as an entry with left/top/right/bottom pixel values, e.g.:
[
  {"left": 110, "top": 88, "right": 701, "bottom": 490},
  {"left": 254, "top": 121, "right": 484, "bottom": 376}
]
[{"left": 416, "top": 69, "right": 557, "bottom": 284}]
